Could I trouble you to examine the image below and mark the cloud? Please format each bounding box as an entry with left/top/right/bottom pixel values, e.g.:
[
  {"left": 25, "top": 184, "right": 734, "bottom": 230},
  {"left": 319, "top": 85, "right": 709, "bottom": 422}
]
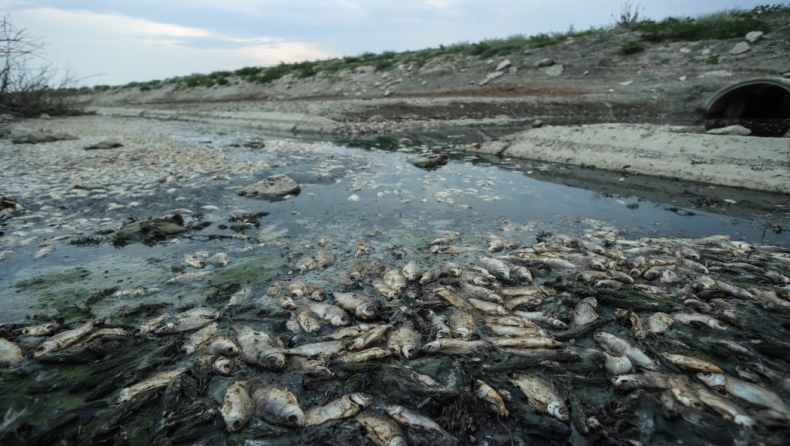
[{"left": 9, "top": 7, "right": 334, "bottom": 85}]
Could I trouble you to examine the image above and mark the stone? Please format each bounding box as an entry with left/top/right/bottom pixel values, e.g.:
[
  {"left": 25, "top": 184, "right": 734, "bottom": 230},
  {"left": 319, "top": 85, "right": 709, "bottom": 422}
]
[
  {"left": 0, "top": 195, "right": 25, "bottom": 221},
  {"left": 367, "top": 114, "right": 385, "bottom": 123},
  {"left": 85, "top": 141, "right": 123, "bottom": 150},
  {"left": 744, "top": 31, "right": 763, "bottom": 43},
  {"left": 408, "top": 153, "right": 448, "bottom": 170},
  {"left": 10, "top": 128, "right": 77, "bottom": 144},
  {"left": 729, "top": 42, "right": 750, "bottom": 55},
  {"left": 533, "top": 120, "right": 544, "bottom": 128},
  {"left": 544, "top": 64, "right": 564, "bottom": 77},
  {"left": 39, "top": 113, "right": 51, "bottom": 120},
  {"left": 478, "top": 71, "right": 504, "bottom": 86},
  {"left": 237, "top": 174, "right": 301, "bottom": 199},
  {"left": 697, "top": 70, "right": 732, "bottom": 79},
  {"left": 496, "top": 60, "right": 512, "bottom": 71},
  {"left": 535, "top": 58, "right": 555, "bottom": 68},
  {"left": 706, "top": 125, "right": 751, "bottom": 136}
]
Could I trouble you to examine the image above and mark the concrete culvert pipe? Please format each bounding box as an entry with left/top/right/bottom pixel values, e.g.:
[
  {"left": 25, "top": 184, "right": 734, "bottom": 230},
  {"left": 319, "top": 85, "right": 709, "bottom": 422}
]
[{"left": 704, "top": 77, "right": 790, "bottom": 137}]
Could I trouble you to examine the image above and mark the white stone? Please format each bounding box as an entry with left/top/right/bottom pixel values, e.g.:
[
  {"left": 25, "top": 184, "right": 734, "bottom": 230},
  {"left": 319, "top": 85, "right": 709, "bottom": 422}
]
[
  {"left": 706, "top": 125, "right": 751, "bottom": 136},
  {"left": 535, "top": 58, "right": 554, "bottom": 68},
  {"left": 496, "top": 60, "right": 512, "bottom": 71},
  {"left": 478, "top": 71, "right": 504, "bottom": 86},
  {"left": 679, "top": 76, "right": 687, "bottom": 82},
  {"left": 679, "top": 47, "right": 692, "bottom": 54},
  {"left": 745, "top": 31, "right": 764, "bottom": 43},
  {"left": 697, "top": 70, "right": 732, "bottom": 79},
  {"left": 729, "top": 42, "right": 750, "bottom": 55},
  {"left": 619, "top": 80, "right": 633, "bottom": 86},
  {"left": 237, "top": 174, "right": 301, "bottom": 199},
  {"left": 544, "top": 64, "right": 564, "bottom": 77}
]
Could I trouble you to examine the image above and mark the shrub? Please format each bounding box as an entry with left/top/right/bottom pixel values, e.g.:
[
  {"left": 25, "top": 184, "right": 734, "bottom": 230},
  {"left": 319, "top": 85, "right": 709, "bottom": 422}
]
[
  {"left": 621, "top": 40, "right": 645, "bottom": 55},
  {"left": 640, "top": 14, "right": 770, "bottom": 41}
]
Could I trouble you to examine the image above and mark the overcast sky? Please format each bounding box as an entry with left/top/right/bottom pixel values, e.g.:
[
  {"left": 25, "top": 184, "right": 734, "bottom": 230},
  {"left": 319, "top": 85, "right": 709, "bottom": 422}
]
[{"left": 0, "top": 0, "right": 780, "bottom": 85}]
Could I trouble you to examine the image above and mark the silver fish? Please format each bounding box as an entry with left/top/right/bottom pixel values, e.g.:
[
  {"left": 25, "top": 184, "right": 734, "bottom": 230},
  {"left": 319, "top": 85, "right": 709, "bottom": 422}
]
[
  {"left": 697, "top": 373, "right": 790, "bottom": 417},
  {"left": 475, "top": 379, "right": 509, "bottom": 417},
  {"left": 357, "top": 412, "right": 407, "bottom": 446},
  {"left": 372, "top": 279, "right": 399, "bottom": 300},
  {"left": 235, "top": 325, "right": 286, "bottom": 371},
  {"left": 603, "top": 352, "right": 633, "bottom": 375},
  {"left": 422, "top": 339, "right": 488, "bottom": 355},
  {"left": 181, "top": 323, "right": 218, "bottom": 355},
  {"left": 384, "top": 405, "right": 453, "bottom": 439},
  {"left": 332, "top": 347, "right": 391, "bottom": 363},
  {"left": 332, "top": 292, "right": 379, "bottom": 319},
  {"left": 387, "top": 321, "right": 422, "bottom": 359},
  {"left": 384, "top": 269, "right": 408, "bottom": 292},
  {"left": 164, "top": 271, "right": 213, "bottom": 285},
  {"left": 117, "top": 366, "right": 188, "bottom": 403},
  {"left": 671, "top": 313, "right": 727, "bottom": 330},
  {"left": 478, "top": 256, "right": 510, "bottom": 280},
  {"left": 349, "top": 324, "right": 391, "bottom": 351},
  {"left": 184, "top": 255, "right": 206, "bottom": 269},
  {"left": 309, "top": 302, "right": 351, "bottom": 326},
  {"left": 22, "top": 322, "right": 60, "bottom": 337},
  {"left": 663, "top": 353, "right": 722, "bottom": 373},
  {"left": 285, "top": 340, "right": 347, "bottom": 357},
  {"left": 402, "top": 260, "right": 422, "bottom": 281},
  {"left": 571, "top": 297, "right": 598, "bottom": 327},
  {"left": 206, "top": 337, "right": 240, "bottom": 357},
  {"left": 287, "top": 356, "right": 334, "bottom": 378},
  {"left": 315, "top": 249, "right": 334, "bottom": 269},
  {"left": 427, "top": 310, "right": 452, "bottom": 339},
  {"left": 34, "top": 321, "right": 93, "bottom": 358}
]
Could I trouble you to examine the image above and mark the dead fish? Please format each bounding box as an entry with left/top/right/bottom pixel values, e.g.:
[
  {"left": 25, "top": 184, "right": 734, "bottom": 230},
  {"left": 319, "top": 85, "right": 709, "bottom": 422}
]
[
  {"left": 357, "top": 412, "right": 407, "bottom": 446},
  {"left": 402, "top": 260, "right": 422, "bottom": 281},
  {"left": 221, "top": 380, "right": 254, "bottom": 432},
  {"left": 33, "top": 245, "right": 55, "bottom": 260},
  {"left": 0, "top": 339, "right": 23, "bottom": 365},
  {"left": 277, "top": 295, "right": 297, "bottom": 310},
  {"left": 0, "top": 250, "right": 13, "bottom": 261},
  {"left": 594, "top": 332, "right": 656, "bottom": 370},
  {"left": 608, "top": 270, "right": 634, "bottom": 284},
  {"left": 286, "top": 280, "right": 307, "bottom": 298},
  {"left": 116, "top": 366, "right": 189, "bottom": 403},
  {"left": 235, "top": 325, "right": 286, "bottom": 371},
  {"left": 430, "top": 245, "right": 481, "bottom": 254},
  {"left": 504, "top": 295, "right": 543, "bottom": 311},
  {"left": 287, "top": 356, "right": 334, "bottom": 378},
  {"left": 34, "top": 320, "right": 94, "bottom": 358},
  {"left": 253, "top": 385, "right": 305, "bottom": 427},
  {"left": 447, "top": 310, "right": 475, "bottom": 340},
  {"left": 355, "top": 241, "right": 374, "bottom": 257},
  {"left": 21, "top": 322, "right": 60, "bottom": 337},
  {"left": 571, "top": 297, "right": 598, "bottom": 328},
  {"left": 134, "top": 314, "right": 169, "bottom": 337},
  {"left": 419, "top": 268, "right": 443, "bottom": 285},
  {"left": 226, "top": 286, "right": 252, "bottom": 309},
  {"left": 603, "top": 352, "right": 633, "bottom": 375},
  {"left": 498, "top": 286, "right": 542, "bottom": 297},
  {"left": 488, "top": 336, "right": 561, "bottom": 348},
  {"left": 315, "top": 249, "right": 334, "bottom": 269},
  {"left": 462, "top": 283, "right": 503, "bottom": 304},
  {"left": 214, "top": 356, "right": 235, "bottom": 376},
  {"left": 475, "top": 379, "right": 509, "bottom": 417},
  {"left": 487, "top": 236, "right": 506, "bottom": 252},
  {"left": 321, "top": 324, "right": 373, "bottom": 341},
  {"left": 209, "top": 252, "right": 229, "bottom": 266},
  {"left": 697, "top": 373, "right": 790, "bottom": 417},
  {"left": 181, "top": 323, "right": 218, "bottom": 355},
  {"left": 332, "top": 292, "right": 379, "bottom": 319},
  {"left": 349, "top": 324, "right": 391, "bottom": 351},
  {"left": 441, "top": 261, "right": 464, "bottom": 277},
  {"left": 684, "top": 299, "right": 712, "bottom": 312},
  {"left": 184, "top": 255, "right": 206, "bottom": 269},
  {"left": 305, "top": 393, "right": 373, "bottom": 426},
  {"left": 316, "top": 235, "right": 331, "bottom": 246},
  {"left": 285, "top": 340, "right": 347, "bottom": 357},
  {"left": 427, "top": 311, "right": 452, "bottom": 339},
  {"left": 387, "top": 321, "right": 422, "bottom": 359},
  {"left": 555, "top": 234, "right": 579, "bottom": 248},
  {"left": 206, "top": 337, "right": 239, "bottom": 356},
  {"left": 514, "top": 311, "right": 567, "bottom": 330},
  {"left": 297, "top": 311, "right": 322, "bottom": 334},
  {"left": 486, "top": 323, "right": 546, "bottom": 338},
  {"left": 309, "top": 302, "right": 351, "bottom": 326},
  {"left": 372, "top": 279, "right": 399, "bottom": 300},
  {"left": 332, "top": 347, "right": 391, "bottom": 363},
  {"left": 384, "top": 405, "right": 453, "bottom": 439},
  {"left": 510, "top": 375, "right": 569, "bottom": 421},
  {"left": 660, "top": 269, "right": 681, "bottom": 285},
  {"left": 511, "top": 265, "right": 533, "bottom": 282},
  {"left": 671, "top": 313, "right": 727, "bottom": 330},
  {"left": 347, "top": 259, "right": 386, "bottom": 281},
  {"left": 542, "top": 258, "right": 577, "bottom": 270},
  {"left": 663, "top": 353, "right": 722, "bottom": 373},
  {"left": 266, "top": 281, "right": 282, "bottom": 296},
  {"left": 714, "top": 280, "right": 754, "bottom": 300},
  {"left": 391, "top": 249, "right": 406, "bottom": 259},
  {"left": 164, "top": 271, "right": 213, "bottom": 285},
  {"left": 614, "top": 372, "right": 671, "bottom": 391},
  {"left": 157, "top": 309, "right": 219, "bottom": 334},
  {"left": 422, "top": 339, "right": 488, "bottom": 355},
  {"left": 478, "top": 256, "right": 510, "bottom": 280},
  {"left": 468, "top": 298, "right": 508, "bottom": 315},
  {"left": 696, "top": 387, "right": 757, "bottom": 427},
  {"left": 295, "top": 256, "right": 317, "bottom": 274},
  {"left": 113, "top": 287, "right": 158, "bottom": 299},
  {"left": 645, "top": 312, "right": 674, "bottom": 334},
  {"left": 384, "top": 269, "right": 408, "bottom": 292}
]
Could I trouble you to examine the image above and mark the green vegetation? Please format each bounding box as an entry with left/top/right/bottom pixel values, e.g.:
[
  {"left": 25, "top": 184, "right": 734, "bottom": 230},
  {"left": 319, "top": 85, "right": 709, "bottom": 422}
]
[
  {"left": 620, "top": 40, "right": 645, "bottom": 55},
  {"left": 88, "top": 3, "right": 789, "bottom": 92}
]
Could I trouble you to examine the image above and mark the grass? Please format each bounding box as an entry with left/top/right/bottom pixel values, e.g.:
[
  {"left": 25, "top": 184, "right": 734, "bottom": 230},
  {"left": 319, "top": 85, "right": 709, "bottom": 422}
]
[{"left": 85, "top": 3, "right": 789, "bottom": 93}]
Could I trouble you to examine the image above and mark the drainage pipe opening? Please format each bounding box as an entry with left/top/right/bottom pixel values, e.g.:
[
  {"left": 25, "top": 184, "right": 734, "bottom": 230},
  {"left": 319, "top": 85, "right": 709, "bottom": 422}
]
[{"left": 704, "top": 77, "right": 790, "bottom": 137}]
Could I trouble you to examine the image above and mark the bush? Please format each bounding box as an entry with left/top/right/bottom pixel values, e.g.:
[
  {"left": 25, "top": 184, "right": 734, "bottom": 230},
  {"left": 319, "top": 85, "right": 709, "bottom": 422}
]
[
  {"left": 621, "top": 40, "right": 645, "bottom": 55},
  {"left": 640, "top": 14, "right": 770, "bottom": 41}
]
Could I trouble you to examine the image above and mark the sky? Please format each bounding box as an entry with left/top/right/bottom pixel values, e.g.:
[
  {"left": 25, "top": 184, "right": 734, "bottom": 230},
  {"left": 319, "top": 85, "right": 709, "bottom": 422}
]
[{"left": 0, "top": 0, "right": 782, "bottom": 86}]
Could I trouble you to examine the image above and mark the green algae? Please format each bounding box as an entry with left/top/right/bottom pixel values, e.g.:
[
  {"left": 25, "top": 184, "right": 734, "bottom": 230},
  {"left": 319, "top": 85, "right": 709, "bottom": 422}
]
[
  {"left": 203, "top": 257, "right": 285, "bottom": 292},
  {"left": 13, "top": 267, "right": 91, "bottom": 292}
]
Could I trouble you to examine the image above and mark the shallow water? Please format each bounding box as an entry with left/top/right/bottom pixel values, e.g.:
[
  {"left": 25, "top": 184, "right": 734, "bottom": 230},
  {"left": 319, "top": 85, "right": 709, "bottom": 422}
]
[{"left": 1, "top": 120, "right": 789, "bottom": 445}]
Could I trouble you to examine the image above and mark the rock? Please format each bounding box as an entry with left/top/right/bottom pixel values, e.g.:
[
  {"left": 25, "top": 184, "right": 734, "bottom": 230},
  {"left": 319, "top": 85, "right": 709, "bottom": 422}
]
[
  {"left": 242, "top": 141, "right": 266, "bottom": 149},
  {"left": 367, "top": 114, "right": 386, "bottom": 123},
  {"left": 496, "top": 60, "right": 512, "bottom": 71},
  {"left": 544, "top": 65, "right": 564, "bottom": 77},
  {"left": 408, "top": 153, "right": 448, "bottom": 170},
  {"left": 729, "top": 42, "right": 750, "bottom": 55},
  {"left": 10, "top": 128, "right": 77, "bottom": 144},
  {"left": 697, "top": 70, "right": 732, "bottom": 79},
  {"left": 237, "top": 174, "right": 301, "bottom": 199},
  {"left": 39, "top": 113, "right": 51, "bottom": 120},
  {"left": 112, "top": 216, "right": 186, "bottom": 245},
  {"left": 706, "top": 125, "right": 751, "bottom": 136},
  {"left": 745, "top": 31, "right": 764, "bottom": 43},
  {"left": 533, "top": 120, "right": 544, "bottom": 128},
  {"left": 535, "top": 58, "right": 555, "bottom": 68},
  {"left": 478, "top": 71, "right": 504, "bottom": 86},
  {"left": 0, "top": 113, "right": 14, "bottom": 120},
  {"left": 679, "top": 47, "right": 692, "bottom": 53},
  {"left": 85, "top": 141, "right": 123, "bottom": 150}
]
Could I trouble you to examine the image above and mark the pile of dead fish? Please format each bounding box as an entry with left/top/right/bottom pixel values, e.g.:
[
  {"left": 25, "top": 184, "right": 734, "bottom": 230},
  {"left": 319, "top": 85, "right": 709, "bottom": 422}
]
[{"left": 2, "top": 230, "right": 790, "bottom": 444}]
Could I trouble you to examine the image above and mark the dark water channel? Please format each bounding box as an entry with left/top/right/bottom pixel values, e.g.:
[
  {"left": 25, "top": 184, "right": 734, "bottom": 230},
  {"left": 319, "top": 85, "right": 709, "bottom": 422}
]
[{"left": 1, "top": 121, "right": 789, "bottom": 445}]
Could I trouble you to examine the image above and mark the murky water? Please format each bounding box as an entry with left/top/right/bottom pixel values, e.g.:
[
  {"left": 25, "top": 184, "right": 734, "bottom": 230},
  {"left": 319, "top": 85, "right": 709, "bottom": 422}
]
[{"left": 1, "top": 120, "right": 789, "bottom": 445}]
